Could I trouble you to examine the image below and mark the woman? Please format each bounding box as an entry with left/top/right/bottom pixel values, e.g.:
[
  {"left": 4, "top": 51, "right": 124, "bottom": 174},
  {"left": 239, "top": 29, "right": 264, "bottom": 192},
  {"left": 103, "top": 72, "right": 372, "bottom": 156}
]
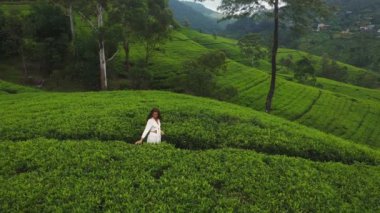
[{"left": 136, "top": 108, "right": 164, "bottom": 144}]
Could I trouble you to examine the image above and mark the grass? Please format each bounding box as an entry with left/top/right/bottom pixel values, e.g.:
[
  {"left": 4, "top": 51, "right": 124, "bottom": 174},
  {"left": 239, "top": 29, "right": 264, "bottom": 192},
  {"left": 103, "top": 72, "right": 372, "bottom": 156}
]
[{"left": 1, "top": 138, "right": 379, "bottom": 212}]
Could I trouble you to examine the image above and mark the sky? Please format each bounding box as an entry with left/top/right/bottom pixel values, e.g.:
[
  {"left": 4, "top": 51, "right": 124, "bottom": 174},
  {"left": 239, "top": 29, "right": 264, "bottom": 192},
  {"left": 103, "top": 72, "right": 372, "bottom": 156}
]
[{"left": 182, "top": 0, "right": 222, "bottom": 11}]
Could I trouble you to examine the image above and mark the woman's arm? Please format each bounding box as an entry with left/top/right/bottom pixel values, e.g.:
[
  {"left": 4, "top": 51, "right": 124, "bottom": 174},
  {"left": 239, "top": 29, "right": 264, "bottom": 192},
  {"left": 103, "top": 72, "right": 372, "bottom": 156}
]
[{"left": 141, "top": 119, "right": 152, "bottom": 140}]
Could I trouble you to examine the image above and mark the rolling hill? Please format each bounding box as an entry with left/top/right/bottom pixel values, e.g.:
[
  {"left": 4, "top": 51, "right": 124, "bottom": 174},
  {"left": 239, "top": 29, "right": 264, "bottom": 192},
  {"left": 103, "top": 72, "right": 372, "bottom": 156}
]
[
  {"left": 126, "top": 29, "right": 380, "bottom": 148},
  {"left": 169, "top": 0, "right": 224, "bottom": 33},
  {"left": 1, "top": 1, "right": 379, "bottom": 148},
  {"left": 1, "top": 81, "right": 380, "bottom": 211},
  {"left": 215, "top": 0, "right": 380, "bottom": 72},
  {"left": 1, "top": 1, "right": 380, "bottom": 211},
  {"left": 1, "top": 81, "right": 379, "bottom": 164},
  {"left": 182, "top": 29, "right": 380, "bottom": 88}
]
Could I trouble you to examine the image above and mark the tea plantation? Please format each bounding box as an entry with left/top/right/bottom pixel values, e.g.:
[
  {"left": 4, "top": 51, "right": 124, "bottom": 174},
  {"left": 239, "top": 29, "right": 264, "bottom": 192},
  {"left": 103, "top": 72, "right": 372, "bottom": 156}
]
[
  {"left": 1, "top": 138, "right": 379, "bottom": 212},
  {"left": 1, "top": 1, "right": 379, "bottom": 147},
  {"left": 1, "top": 82, "right": 380, "bottom": 211},
  {"left": 1, "top": 2, "right": 380, "bottom": 211},
  {"left": 0, "top": 80, "right": 40, "bottom": 94},
  {"left": 135, "top": 29, "right": 380, "bottom": 148},
  {"left": 1, "top": 83, "right": 379, "bottom": 165}
]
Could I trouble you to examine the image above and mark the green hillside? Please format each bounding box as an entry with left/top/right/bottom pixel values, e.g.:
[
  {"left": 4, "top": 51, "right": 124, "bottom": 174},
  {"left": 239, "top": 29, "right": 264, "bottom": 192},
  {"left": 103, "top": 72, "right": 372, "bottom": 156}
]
[
  {"left": 1, "top": 81, "right": 380, "bottom": 211},
  {"left": 126, "top": 29, "right": 380, "bottom": 147},
  {"left": 297, "top": 0, "right": 380, "bottom": 72},
  {"left": 182, "top": 29, "right": 380, "bottom": 88},
  {"left": 0, "top": 79, "right": 40, "bottom": 94},
  {"left": 316, "top": 77, "right": 380, "bottom": 102},
  {"left": 1, "top": 1, "right": 380, "bottom": 211},
  {"left": 2, "top": 81, "right": 379, "bottom": 164},
  {"left": 1, "top": 0, "right": 379, "bottom": 147},
  {"left": 220, "top": 0, "right": 380, "bottom": 72},
  {"left": 169, "top": 0, "right": 224, "bottom": 33}
]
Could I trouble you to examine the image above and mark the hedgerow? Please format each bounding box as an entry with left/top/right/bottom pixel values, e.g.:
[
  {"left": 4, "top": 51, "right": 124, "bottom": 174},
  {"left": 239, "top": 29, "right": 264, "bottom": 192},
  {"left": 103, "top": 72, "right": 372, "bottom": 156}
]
[
  {"left": 0, "top": 138, "right": 379, "bottom": 212},
  {"left": 0, "top": 90, "right": 379, "bottom": 165}
]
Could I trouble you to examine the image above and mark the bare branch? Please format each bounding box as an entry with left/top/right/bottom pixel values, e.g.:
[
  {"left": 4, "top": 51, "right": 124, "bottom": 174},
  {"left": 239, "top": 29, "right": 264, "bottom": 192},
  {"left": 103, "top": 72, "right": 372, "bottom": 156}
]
[
  {"left": 107, "top": 49, "right": 120, "bottom": 62},
  {"left": 78, "top": 11, "right": 97, "bottom": 30}
]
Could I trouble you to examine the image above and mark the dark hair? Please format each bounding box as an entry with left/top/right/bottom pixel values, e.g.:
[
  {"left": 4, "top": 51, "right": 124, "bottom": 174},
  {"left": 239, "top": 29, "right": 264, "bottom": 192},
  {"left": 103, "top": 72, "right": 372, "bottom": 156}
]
[{"left": 147, "top": 108, "right": 161, "bottom": 120}]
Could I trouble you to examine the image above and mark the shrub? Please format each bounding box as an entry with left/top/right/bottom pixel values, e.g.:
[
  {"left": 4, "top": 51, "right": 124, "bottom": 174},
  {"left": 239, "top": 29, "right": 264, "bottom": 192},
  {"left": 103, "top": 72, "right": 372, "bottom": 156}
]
[
  {"left": 127, "top": 60, "right": 153, "bottom": 89},
  {"left": 176, "top": 51, "right": 227, "bottom": 97},
  {"left": 319, "top": 55, "right": 348, "bottom": 82},
  {"left": 293, "top": 56, "right": 317, "bottom": 85}
]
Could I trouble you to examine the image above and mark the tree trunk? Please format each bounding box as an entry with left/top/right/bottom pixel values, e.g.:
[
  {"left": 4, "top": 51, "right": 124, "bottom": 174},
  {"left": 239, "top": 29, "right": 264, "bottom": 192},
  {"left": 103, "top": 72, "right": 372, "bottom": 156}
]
[
  {"left": 265, "top": 0, "right": 279, "bottom": 113},
  {"left": 123, "top": 39, "right": 130, "bottom": 71},
  {"left": 97, "top": 3, "right": 107, "bottom": 90},
  {"left": 20, "top": 47, "right": 28, "bottom": 78},
  {"left": 145, "top": 42, "right": 150, "bottom": 64},
  {"left": 99, "top": 40, "right": 107, "bottom": 90},
  {"left": 68, "top": 2, "right": 75, "bottom": 41}
]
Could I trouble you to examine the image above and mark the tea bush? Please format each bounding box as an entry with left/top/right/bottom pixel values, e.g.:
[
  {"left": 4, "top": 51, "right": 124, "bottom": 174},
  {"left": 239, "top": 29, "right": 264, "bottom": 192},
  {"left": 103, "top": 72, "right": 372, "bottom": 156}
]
[
  {"left": 0, "top": 90, "right": 379, "bottom": 165},
  {"left": 0, "top": 138, "right": 379, "bottom": 212},
  {"left": 0, "top": 80, "right": 40, "bottom": 94}
]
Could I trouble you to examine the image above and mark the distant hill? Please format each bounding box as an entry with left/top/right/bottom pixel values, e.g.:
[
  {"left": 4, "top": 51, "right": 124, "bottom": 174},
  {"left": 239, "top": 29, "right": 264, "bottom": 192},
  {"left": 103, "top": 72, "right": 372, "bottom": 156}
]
[
  {"left": 181, "top": 1, "right": 221, "bottom": 19},
  {"left": 169, "top": 0, "right": 233, "bottom": 33},
  {"left": 224, "top": 0, "right": 380, "bottom": 34},
  {"left": 327, "top": 0, "right": 380, "bottom": 16},
  {"left": 296, "top": 0, "right": 380, "bottom": 72},
  {"left": 222, "top": 0, "right": 380, "bottom": 72}
]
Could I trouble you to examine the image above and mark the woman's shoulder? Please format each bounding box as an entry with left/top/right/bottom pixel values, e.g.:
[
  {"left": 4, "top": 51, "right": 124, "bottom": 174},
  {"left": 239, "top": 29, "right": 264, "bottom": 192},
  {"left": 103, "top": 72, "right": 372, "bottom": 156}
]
[
  {"left": 147, "top": 118, "right": 157, "bottom": 123},
  {"left": 148, "top": 118, "right": 160, "bottom": 124}
]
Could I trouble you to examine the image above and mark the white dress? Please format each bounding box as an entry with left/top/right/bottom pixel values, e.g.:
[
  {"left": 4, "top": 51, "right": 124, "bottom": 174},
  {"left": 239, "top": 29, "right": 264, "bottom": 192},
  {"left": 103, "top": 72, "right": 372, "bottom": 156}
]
[{"left": 141, "top": 118, "right": 161, "bottom": 144}]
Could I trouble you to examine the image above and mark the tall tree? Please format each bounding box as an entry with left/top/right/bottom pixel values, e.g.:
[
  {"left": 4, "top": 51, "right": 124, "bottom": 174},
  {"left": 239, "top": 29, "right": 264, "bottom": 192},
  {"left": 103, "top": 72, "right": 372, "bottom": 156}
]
[
  {"left": 76, "top": 0, "right": 120, "bottom": 90},
  {"left": 0, "top": 9, "right": 28, "bottom": 76},
  {"left": 136, "top": 0, "right": 173, "bottom": 64},
  {"left": 237, "top": 33, "right": 267, "bottom": 66},
  {"left": 28, "top": 2, "right": 71, "bottom": 75},
  {"left": 293, "top": 56, "right": 316, "bottom": 83},
  {"left": 108, "top": 0, "right": 147, "bottom": 71},
  {"left": 49, "top": 0, "right": 75, "bottom": 41},
  {"left": 198, "top": 0, "right": 330, "bottom": 113},
  {"left": 97, "top": 2, "right": 107, "bottom": 90}
]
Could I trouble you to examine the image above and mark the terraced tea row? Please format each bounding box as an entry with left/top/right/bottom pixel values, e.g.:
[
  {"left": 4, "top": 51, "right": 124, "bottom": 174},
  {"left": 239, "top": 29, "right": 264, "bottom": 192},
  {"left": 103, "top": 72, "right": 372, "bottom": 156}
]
[
  {"left": 0, "top": 87, "right": 379, "bottom": 165},
  {"left": 1, "top": 138, "right": 379, "bottom": 212},
  {"left": 0, "top": 80, "right": 40, "bottom": 94},
  {"left": 219, "top": 66, "right": 380, "bottom": 147},
  {"left": 151, "top": 30, "right": 380, "bottom": 147},
  {"left": 182, "top": 29, "right": 380, "bottom": 86}
]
